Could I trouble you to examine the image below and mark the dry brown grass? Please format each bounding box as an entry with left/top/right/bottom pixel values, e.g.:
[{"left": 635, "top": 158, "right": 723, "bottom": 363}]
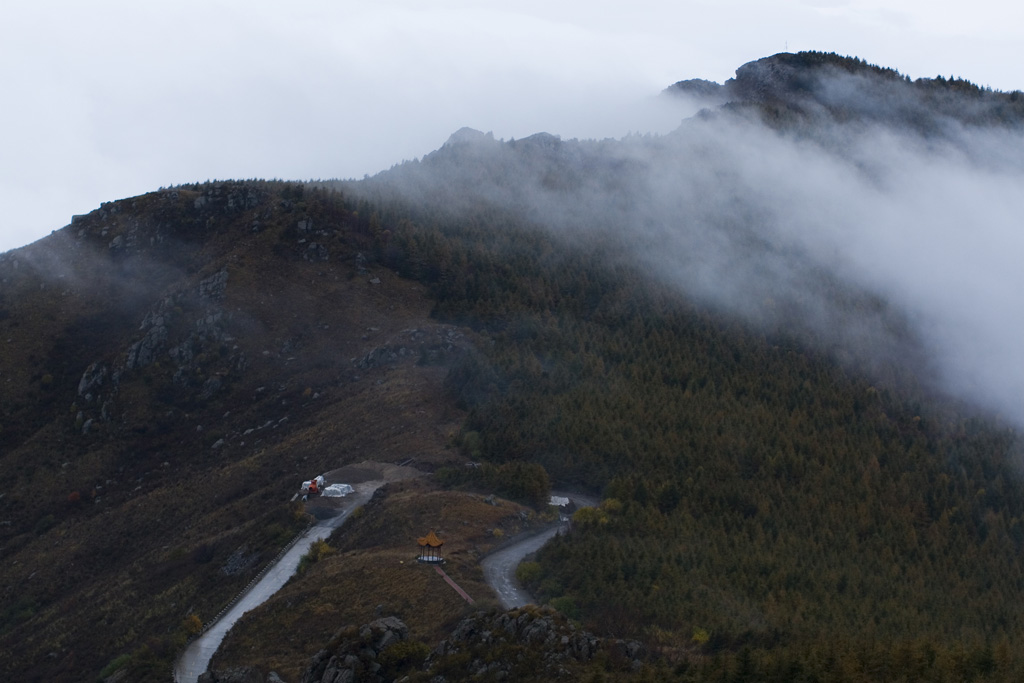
[
  {"left": 0, "top": 184, "right": 476, "bottom": 680},
  {"left": 210, "top": 480, "right": 541, "bottom": 680}
]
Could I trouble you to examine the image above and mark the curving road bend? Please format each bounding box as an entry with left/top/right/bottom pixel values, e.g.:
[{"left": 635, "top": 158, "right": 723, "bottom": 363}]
[
  {"left": 173, "top": 481, "right": 382, "bottom": 683},
  {"left": 481, "top": 491, "right": 599, "bottom": 609}
]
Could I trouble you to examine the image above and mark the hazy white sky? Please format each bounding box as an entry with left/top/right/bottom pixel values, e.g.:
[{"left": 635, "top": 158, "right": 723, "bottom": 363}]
[{"left": 1, "top": 0, "right": 1020, "bottom": 252}]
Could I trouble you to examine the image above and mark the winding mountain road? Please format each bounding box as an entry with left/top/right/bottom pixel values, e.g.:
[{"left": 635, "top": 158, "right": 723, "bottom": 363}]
[
  {"left": 173, "top": 482, "right": 381, "bottom": 683},
  {"left": 174, "top": 481, "right": 596, "bottom": 681},
  {"left": 481, "top": 491, "right": 599, "bottom": 609}
]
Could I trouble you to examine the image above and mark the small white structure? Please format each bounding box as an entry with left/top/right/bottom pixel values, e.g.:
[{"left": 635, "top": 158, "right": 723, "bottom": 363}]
[
  {"left": 549, "top": 495, "right": 570, "bottom": 508},
  {"left": 300, "top": 475, "right": 326, "bottom": 496},
  {"left": 322, "top": 483, "right": 354, "bottom": 498}
]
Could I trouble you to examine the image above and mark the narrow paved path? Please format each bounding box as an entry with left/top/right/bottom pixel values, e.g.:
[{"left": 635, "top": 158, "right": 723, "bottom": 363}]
[
  {"left": 481, "top": 491, "right": 599, "bottom": 609},
  {"left": 435, "top": 565, "right": 475, "bottom": 604},
  {"left": 173, "top": 482, "right": 381, "bottom": 683}
]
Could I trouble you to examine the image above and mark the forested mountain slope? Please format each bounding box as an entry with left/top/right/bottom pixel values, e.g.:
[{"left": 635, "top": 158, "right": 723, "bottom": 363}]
[
  {"left": 334, "top": 51, "right": 1024, "bottom": 679},
  {"left": 2, "top": 51, "right": 1024, "bottom": 682}
]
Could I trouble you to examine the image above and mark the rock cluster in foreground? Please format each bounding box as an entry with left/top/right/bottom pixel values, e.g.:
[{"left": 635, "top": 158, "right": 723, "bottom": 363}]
[
  {"left": 301, "top": 607, "right": 643, "bottom": 682},
  {"left": 202, "top": 606, "right": 646, "bottom": 683}
]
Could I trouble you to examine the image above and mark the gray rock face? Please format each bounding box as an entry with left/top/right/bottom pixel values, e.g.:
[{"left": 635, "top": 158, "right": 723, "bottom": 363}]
[
  {"left": 364, "top": 616, "right": 409, "bottom": 651},
  {"left": 197, "top": 667, "right": 263, "bottom": 683},
  {"left": 443, "top": 127, "right": 494, "bottom": 148},
  {"left": 77, "top": 362, "right": 108, "bottom": 399},
  {"left": 426, "top": 606, "right": 644, "bottom": 679},
  {"left": 191, "top": 181, "right": 266, "bottom": 216},
  {"left": 300, "top": 617, "right": 410, "bottom": 683},
  {"left": 198, "top": 268, "right": 229, "bottom": 301},
  {"left": 355, "top": 326, "right": 465, "bottom": 370},
  {"left": 731, "top": 54, "right": 807, "bottom": 103},
  {"left": 124, "top": 306, "right": 171, "bottom": 371},
  {"left": 665, "top": 77, "right": 728, "bottom": 101},
  {"left": 291, "top": 607, "right": 647, "bottom": 683},
  {"left": 109, "top": 264, "right": 243, "bottom": 406},
  {"left": 201, "top": 376, "right": 223, "bottom": 400},
  {"left": 303, "top": 242, "right": 329, "bottom": 262}
]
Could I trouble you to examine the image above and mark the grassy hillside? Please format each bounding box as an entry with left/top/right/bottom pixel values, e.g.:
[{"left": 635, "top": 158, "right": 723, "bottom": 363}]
[
  {"left": 0, "top": 183, "right": 469, "bottom": 681},
  {"left": 210, "top": 477, "right": 536, "bottom": 680}
]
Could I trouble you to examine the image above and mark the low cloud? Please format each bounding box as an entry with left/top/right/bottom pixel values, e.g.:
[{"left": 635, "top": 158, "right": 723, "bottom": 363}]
[
  {"left": 368, "top": 67, "right": 1024, "bottom": 427},
  {"left": 642, "top": 111, "right": 1024, "bottom": 424}
]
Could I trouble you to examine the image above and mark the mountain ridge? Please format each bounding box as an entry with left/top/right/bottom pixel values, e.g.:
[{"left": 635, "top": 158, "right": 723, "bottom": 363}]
[
  {"left": 667, "top": 51, "right": 1024, "bottom": 136},
  {"left": 2, "top": 52, "right": 1024, "bottom": 681}
]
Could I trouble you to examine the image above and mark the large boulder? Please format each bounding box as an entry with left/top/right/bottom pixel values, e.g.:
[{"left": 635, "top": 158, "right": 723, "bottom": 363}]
[
  {"left": 197, "top": 667, "right": 263, "bottom": 683},
  {"left": 300, "top": 617, "right": 410, "bottom": 683}
]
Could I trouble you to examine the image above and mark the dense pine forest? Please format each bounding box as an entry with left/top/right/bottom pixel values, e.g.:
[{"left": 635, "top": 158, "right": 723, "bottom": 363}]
[
  {"left": 328, "top": 53, "right": 1024, "bottom": 680},
  {"left": 336, "top": 185, "right": 1024, "bottom": 680}
]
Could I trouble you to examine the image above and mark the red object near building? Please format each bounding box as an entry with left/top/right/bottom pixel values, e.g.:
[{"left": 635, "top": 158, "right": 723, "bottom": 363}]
[{"left": 300, "top": 475, "right": 326, "bottom": 496}]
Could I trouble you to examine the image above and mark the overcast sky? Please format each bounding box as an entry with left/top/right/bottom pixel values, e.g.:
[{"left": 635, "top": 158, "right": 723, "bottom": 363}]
[{"left": 1, "top": 0, "right": 1021, "bottom": 253}]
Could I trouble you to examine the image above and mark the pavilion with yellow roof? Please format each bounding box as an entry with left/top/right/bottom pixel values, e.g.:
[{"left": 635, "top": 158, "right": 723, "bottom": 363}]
[{"left": 417, "top": 530, "right": 444, "bottom": 563}]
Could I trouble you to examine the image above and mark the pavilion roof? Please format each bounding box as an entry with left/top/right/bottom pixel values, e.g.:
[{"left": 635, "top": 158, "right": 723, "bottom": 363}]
[{"left": 417, "top": 530, "right": 444, "bottom": 547}]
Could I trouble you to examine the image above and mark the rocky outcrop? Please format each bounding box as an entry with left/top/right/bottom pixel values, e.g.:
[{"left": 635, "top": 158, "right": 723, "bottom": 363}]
[
  {"left": 124, "top": 305, "right": 171, "bottom": 371},
  {"left": 427, "top": 606, "right": 645, "bottom": 680},
  {"left": 355, "top": 326, "right": 465, "bottom": 370},
  {"left": 197, "top": 666, "right": 286, "bottom": 683},
  {"left": 73, "top": 265, "right": 241, "bottom": 436},
  {"left": 300, "top": 617, "right": 411, "bottom": 683},
  {"left": 197, "top": 667, "right": 265, "bottom": 683},
  {"left": 298, "top": 609, "right": 645, "bottom": 683},
  {"left": 303, "top": 242, "right": 329, "bottom": 262},
  {"left": 220, "top": 544, "right": 260, "bottom": 576},
  {"left": 77, "top": 361, "right": 108, "bottom": 401},
  {"left": 664, "top": 77, "right": 728, "bottom": 104},
  {"left": 442, "top": 127, "right": 496, "bottom": 148},
  {"left": 198, "top": 268, "right": 229, "bottom": 301},
  {"left": 193, "top": 182, "right": 267, "bottom": 214}
]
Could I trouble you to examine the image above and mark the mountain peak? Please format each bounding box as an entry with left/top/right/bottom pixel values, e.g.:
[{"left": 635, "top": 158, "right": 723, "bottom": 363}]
[
  {"left": 728, "top": 51, "right": 905, "bottom": 102},
  {"left": 665, "top": 51, "right": 1024, "bottom": 132},
  {"left": 443, "top": 127, "right": 494, "bottom": 147}
]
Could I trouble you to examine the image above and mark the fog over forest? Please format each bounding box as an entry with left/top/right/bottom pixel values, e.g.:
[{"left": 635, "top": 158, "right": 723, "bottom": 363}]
[
  {"left": 364, "top": 63, "right": 1024, "bottom": 432},
  {"left": 641, "top": 108, "right": 1024, "bottom": 429}
]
